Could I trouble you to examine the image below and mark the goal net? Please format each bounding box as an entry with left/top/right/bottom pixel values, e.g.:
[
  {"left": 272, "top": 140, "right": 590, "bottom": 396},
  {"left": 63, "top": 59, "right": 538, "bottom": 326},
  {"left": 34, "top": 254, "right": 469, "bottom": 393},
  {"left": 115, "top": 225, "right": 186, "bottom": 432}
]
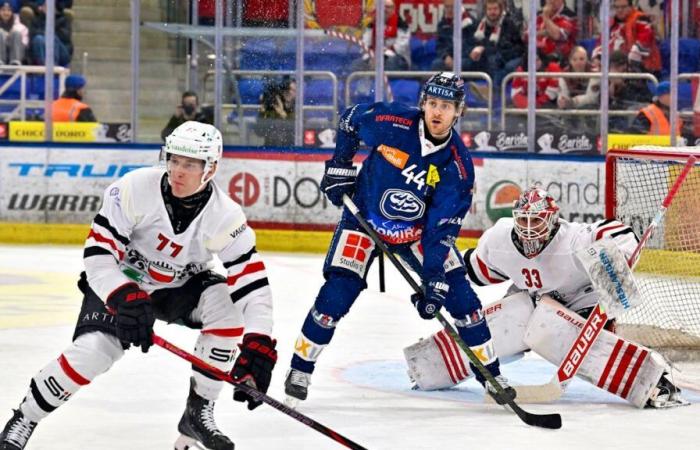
[{"left": 606, "top": 147, "right": 700, "bottom": 360}]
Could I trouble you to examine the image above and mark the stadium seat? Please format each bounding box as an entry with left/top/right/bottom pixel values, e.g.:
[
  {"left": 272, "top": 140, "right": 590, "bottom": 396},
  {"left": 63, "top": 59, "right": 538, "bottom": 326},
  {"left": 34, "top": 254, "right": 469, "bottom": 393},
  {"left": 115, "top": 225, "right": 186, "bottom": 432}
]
[
  {"left": 410, "top": 36, "right": 437, "bottom": 71},
  {"left": 660, "top": 38, "right": 700, "bottom": 78}
]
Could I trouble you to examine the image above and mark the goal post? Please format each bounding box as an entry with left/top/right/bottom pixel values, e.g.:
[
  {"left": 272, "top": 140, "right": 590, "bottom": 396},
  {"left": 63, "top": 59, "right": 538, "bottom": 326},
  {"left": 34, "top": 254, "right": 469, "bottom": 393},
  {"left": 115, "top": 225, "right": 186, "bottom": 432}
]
[{"left": 605, "top": 146, "right": 700, "bottom": 360}]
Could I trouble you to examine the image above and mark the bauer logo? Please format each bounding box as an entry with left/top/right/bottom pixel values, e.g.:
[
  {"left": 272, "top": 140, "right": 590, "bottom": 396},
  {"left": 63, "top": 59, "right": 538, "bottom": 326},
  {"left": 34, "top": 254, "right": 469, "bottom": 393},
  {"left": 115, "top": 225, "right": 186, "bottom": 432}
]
[
  {"left": 380, "top": 189, "right": 425, "bottom": 221},
  {"left": 485, "top": 180, "right": 521, "bottom": 223}
]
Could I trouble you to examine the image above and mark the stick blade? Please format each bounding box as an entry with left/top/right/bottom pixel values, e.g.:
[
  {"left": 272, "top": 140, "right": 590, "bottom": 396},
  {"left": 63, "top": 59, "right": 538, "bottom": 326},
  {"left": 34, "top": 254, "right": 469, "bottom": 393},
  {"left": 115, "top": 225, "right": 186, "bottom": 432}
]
[
  {"left": 521, "top": 410, "right": 563, "bottom": 430},
  {"left": 484, "top": 378, "right": 563, "bottom": 404}
]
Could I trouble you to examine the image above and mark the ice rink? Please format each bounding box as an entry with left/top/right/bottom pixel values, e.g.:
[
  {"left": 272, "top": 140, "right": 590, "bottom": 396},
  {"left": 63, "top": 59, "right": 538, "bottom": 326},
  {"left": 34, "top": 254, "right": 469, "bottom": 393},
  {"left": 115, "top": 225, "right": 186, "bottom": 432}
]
[{"left": 1, "top": 244, "right": 699, "bottom": 450}]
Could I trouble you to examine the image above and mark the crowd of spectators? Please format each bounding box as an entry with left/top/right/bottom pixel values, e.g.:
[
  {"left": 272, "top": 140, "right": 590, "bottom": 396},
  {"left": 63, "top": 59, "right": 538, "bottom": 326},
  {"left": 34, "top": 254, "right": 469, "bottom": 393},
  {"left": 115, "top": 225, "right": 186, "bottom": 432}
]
[{"left": 0, "top": 0, "right": 74, "bottom": 67}]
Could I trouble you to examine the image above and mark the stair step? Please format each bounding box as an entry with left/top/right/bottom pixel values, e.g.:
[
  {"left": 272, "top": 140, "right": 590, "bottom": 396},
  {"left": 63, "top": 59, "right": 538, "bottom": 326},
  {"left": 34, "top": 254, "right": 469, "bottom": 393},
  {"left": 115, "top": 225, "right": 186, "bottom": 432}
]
[{"left": 72, "top": 5, "right": 162, "bottom": 22}]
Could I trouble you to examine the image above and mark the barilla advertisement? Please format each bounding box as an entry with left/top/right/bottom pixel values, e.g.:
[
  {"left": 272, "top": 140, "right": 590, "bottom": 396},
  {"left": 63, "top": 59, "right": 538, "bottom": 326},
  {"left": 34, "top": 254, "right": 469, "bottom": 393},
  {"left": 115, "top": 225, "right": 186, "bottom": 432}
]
[{"left": 0, "top": 146, "right": 606, "bottom": 234}]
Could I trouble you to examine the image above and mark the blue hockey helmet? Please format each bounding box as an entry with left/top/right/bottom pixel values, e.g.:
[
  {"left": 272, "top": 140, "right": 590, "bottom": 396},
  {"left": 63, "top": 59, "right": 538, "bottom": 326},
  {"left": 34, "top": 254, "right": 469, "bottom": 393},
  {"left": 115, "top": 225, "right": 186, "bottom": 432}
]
[{"left": 419, "top": 72, "right": 465, "bottom": 107}]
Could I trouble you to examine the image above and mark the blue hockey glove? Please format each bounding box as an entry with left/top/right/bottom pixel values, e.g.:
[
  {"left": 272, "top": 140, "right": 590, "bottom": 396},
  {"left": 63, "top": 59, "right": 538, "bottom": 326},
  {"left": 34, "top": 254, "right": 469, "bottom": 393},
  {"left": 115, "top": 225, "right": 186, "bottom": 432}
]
[
  {"left": 411, "top": 278, "right": 449, "bottom": 320},
  {"left": 320, "top": 159, "right": 357, "bottom": 207}
]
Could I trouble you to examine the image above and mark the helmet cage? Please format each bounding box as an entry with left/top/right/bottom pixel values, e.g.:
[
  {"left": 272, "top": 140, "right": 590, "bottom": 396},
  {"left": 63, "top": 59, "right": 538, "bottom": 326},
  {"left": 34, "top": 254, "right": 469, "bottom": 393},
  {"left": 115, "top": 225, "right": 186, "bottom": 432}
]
[{"left": 512, "top": 187, "right": 560, "bottom": 246}]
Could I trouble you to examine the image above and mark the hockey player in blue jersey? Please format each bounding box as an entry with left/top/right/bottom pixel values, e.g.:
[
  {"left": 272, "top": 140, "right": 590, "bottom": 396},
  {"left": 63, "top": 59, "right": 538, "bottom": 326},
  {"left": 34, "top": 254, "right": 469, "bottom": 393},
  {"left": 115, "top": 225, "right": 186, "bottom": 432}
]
[{"left": 284, "top": 72, "right": 515, "bottom": 405}]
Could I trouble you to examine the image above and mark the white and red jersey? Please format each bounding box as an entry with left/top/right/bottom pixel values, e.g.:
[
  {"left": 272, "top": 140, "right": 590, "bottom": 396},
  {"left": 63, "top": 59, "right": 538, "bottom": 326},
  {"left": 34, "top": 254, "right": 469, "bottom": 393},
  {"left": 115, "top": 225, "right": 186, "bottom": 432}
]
[
  {"left": 466, "top": 218, "right": 639, "bottom": 312},
  {"left": 83, "top": 167, "right": 273, "bottom": 335}
]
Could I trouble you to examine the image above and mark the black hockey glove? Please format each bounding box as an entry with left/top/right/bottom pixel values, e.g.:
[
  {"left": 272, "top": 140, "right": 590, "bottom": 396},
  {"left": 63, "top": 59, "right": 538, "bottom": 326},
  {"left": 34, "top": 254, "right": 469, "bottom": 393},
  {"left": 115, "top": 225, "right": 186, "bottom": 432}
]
[
  {"left": 320, "top": 159, "right": 357, "bottom": 207},
  {"left": 411, "top": 278, "right": 449, "bottom": 320},
  {"left": 106, "top": 283, "right": 155, "bottom": 353},
  {"left": 232, "top": 333, "right": 278, "bottom": 410}
]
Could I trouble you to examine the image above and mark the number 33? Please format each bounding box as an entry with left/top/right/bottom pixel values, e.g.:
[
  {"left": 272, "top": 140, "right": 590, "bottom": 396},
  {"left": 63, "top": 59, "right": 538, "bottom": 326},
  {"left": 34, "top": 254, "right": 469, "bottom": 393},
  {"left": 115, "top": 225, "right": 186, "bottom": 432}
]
[{"left": 521, "top": 268, "right": 542, "bottom": 288}]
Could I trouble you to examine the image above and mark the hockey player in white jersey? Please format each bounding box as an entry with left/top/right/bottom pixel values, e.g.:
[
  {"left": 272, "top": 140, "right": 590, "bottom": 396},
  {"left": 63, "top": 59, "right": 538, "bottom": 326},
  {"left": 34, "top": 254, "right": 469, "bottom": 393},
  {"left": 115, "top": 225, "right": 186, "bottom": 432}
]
[
  {"left": 404, "top": 186, "right": 687, "bottom": 409},
  {"left": 0, "top": 122, "right": 277, "bottom": 450}
]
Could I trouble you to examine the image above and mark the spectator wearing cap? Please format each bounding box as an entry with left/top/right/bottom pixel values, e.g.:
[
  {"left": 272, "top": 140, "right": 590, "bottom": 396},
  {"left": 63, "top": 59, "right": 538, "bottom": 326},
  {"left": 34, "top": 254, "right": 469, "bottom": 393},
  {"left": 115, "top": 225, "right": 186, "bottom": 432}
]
[
  {"left": 0, "top": 1, "right": 27, "bottom": 64},
  {"left": 52, "top": 74, "right": 96, "bottom": 122},
  {"left": 27, "top": 0, "right": 72, "bottom": 66},
  {"left": 630, "top": 81, "right": 685, "bottom": 135}
]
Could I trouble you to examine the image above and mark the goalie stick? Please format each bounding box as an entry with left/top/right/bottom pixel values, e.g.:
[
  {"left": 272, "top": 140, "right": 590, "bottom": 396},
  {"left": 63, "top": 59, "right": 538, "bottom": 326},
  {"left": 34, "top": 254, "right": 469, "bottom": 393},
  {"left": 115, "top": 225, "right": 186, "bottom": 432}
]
[
  {"left": 152, "top": 333, "right": 368, "bottom": 450},
  {"left": 516, "top": 154, "right": 698, "bottom": 403},
  {"left": 342, "top": 195, "right": 562, "bottom": 430}
]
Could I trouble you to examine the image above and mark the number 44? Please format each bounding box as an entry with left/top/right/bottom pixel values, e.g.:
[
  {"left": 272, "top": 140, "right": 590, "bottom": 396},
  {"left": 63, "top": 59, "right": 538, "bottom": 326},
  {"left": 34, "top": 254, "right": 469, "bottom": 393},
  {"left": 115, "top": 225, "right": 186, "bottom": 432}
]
[{"left": 401, "top": 164, "right": 426, "bottom": 190}]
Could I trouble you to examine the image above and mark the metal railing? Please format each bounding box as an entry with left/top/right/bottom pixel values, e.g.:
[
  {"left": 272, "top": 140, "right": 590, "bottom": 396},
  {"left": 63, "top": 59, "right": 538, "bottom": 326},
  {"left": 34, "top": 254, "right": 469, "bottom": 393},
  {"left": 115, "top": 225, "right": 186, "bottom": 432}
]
[
  {"left": 203, "top": 68, "right": 338, "bottom": 122},
  {"left": 500, "top": 71, "right": 660, "bottom": 129},
  {"left": 0, "top": 65, "right": 70, "bottom": 121},
  {"left": 678, "top": 73, "right": 700, "bottom": 120},
  {"left": 346, "top": 70, "right": 494, "bottom": 129}
]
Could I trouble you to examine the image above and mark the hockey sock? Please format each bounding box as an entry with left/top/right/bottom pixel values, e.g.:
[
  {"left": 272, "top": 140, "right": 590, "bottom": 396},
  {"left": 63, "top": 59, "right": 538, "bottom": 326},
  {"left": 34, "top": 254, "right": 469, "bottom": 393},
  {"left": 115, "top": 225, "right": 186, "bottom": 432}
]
[
  {"left": 192, "top": 331, "right": 239, "bottom": 401},
  {"left": 21, "top": 332, "right": 124, "bottom": 422}
]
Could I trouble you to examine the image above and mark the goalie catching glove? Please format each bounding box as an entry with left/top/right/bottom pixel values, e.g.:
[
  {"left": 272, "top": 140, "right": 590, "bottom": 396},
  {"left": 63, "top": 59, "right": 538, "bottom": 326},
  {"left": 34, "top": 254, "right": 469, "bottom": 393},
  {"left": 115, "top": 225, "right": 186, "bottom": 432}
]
[
  {"left": 320, "top": 159, "right": 357, "bottom": 207},
  {"left": 232, "top": 333, "right": 278, "bottom": 410},
  {"left": 106, "top": 283, "right": 155, "bottom": 353},
  {"left": 412, "top": 278, "right": 449, "bottom": 320}
]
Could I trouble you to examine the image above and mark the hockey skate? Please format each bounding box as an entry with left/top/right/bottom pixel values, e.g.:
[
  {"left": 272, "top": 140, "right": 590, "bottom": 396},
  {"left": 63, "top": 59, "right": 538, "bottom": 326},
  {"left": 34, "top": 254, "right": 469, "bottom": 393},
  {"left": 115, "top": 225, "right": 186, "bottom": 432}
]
[
  {"left": 284, "top": 369, "right": 311, "bottom": 407},
  {"left": 0, "top": 409, "right": 37, "bottom": 450},
  {"left": 483, "top": 375, "right": 517, "bottom": 405},
  {"left": 646, "top": 374, "right": 690, "bottom": 409},
  {"left": 175, "top": 379, "right": 234, "bottom": 450}
]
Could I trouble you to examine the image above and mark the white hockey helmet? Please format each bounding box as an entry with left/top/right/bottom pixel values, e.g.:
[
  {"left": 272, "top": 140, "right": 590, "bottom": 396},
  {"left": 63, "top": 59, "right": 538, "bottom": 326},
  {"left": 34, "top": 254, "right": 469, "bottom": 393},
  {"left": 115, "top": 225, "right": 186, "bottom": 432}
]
[
  {"left": 512, "top": 186, "right": 560, "bottom": 257},
  {"left": 162, "top": 121, "right": 223, "bottom": 185}
]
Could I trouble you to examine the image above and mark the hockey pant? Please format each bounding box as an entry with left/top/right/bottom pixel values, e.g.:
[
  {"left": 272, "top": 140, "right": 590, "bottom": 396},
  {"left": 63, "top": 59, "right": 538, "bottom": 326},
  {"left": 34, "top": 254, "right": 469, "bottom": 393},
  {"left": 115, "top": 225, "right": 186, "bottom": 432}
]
[
  {"left": 19, "top": 272, "right": 244, "bottom": 423},
  {"left": 290, "top": 211, "right": 501, "bottom": 384},
  {"left": 404, "top": 293, "right": 668, "bottom": 407}
]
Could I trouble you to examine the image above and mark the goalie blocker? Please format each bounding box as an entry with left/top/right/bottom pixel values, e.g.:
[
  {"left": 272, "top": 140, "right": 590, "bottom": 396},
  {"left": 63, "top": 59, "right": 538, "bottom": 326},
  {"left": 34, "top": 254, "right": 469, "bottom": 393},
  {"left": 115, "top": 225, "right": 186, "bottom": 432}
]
[{"left": 405, "top": 293, "right": 681, "bottom": 408}]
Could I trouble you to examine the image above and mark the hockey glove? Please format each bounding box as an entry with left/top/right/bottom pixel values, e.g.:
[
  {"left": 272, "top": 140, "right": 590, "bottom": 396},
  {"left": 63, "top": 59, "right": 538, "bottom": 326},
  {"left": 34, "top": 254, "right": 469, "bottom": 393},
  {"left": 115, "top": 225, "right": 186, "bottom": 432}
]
[
  {"left": 320, "top": 159, "right": 357, "bottom": 207},
  {"left": 411, "top": 278, "right": 449, "bottom": 320},
  {"left": 232, "top": 333, "right": 278, "bottom": 410},
  {"left": 106, "top": 283, "right": 155, "bottom": 353}
]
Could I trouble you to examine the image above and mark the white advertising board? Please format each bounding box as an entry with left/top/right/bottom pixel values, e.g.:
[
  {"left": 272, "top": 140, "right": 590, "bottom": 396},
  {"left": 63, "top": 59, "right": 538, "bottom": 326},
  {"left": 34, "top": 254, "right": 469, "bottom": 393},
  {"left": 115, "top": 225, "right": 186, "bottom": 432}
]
[{"left": 0, "top": 146, "right": 606, "bottom": 234}]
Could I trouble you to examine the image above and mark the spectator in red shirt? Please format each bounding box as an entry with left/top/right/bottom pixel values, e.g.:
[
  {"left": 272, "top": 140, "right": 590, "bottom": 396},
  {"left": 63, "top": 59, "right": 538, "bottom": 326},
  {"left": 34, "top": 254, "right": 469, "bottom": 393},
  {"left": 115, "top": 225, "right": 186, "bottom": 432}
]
[
  {"left": 510, "top": 49, "right": 562, "bottom": 109},
  {"left": 526, "top": 0, "right": 577, "bottom": 64},
  {"left": 351, "top": 0, "right": 411, "bottom": 71},
  {"left": 593, "top": 0, "right": 661, "bottom": 74}
]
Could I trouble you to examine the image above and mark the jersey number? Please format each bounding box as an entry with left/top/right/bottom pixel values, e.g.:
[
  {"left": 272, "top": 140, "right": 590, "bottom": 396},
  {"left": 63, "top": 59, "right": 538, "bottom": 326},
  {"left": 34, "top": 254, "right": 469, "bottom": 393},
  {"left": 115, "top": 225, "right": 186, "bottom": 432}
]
[
  {"left": 521, "top": 268, "right": 543, "bottom": 288},
  {"left": 156, "top": 233, "right": 183, "bottom": 257},
  {"left": 401, "top": 164, "right": 426, "bottom": 190}
]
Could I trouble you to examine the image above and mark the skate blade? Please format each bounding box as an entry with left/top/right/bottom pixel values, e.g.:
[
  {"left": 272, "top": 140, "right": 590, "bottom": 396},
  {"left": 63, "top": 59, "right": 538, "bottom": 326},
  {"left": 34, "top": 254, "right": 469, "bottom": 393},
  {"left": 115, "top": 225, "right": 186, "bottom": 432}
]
[
  {"left": 647, "top": 397, "right": 691, "bottom": 409},
  {"left": 284, "top": 395, "right": 301, "bottom": 409},
  {"left": 174, "top": 434, "right": 206, "bottom": 450}
]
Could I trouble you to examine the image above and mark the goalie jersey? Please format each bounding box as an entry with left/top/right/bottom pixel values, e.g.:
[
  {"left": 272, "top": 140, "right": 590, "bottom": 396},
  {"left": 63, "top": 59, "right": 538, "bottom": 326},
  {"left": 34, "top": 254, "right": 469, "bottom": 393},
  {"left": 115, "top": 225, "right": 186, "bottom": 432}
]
[
  {"left": 82, "top": 167, "right": 272, "bottom": 335},
  {"left": 465, "top": 218, "right": 639, "bottom": 312}
]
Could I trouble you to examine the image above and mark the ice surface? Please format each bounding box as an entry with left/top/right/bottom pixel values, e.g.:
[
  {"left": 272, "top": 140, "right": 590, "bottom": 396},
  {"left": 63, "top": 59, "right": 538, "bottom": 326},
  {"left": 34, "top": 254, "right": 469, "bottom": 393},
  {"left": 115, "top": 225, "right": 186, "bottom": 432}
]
[{"left": 1, "top": 245, "right": 699, "bottom": 449}]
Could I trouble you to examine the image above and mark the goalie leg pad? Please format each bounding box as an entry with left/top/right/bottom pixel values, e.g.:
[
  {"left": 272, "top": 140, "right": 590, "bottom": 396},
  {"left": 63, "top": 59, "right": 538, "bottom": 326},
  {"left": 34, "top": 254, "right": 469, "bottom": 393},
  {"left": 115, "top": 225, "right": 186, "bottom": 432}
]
[
  {"left": 524, "top": 297, "right": 667, "bottom": 408},
  {"left": 20, "top": 331, "right": 124, "bottom": 422},
  {"left": 404, "top": 292, "right": 534, "bottom": 390}
]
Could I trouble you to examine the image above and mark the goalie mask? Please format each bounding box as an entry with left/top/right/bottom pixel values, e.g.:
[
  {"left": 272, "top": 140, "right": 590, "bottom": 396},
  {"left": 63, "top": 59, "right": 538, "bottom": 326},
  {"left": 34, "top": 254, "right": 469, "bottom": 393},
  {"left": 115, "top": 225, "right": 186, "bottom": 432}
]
[
  {"left": 512, "top": 187, "right": 560, "bottom": 258},
  {"left": 162, "top": 121, "right": 223, "bottom": 188}
]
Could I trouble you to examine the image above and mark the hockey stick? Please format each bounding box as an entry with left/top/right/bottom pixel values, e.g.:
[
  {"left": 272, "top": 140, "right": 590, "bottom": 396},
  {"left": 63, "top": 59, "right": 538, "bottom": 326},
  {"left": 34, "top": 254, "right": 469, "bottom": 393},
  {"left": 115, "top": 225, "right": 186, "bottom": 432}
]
[
  {"left": 523, "top": 155, "right": 698, "bottom": 403},
  {"left": 342, "top": 195, "right": 562, "bottom": 430},
  {"left": 152, "top": 333, "right": 368, "bottom": 450}
]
